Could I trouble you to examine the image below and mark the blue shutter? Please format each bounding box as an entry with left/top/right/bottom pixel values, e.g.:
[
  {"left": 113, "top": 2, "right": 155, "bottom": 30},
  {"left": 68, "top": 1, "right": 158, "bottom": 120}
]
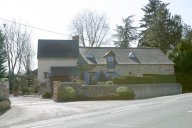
[
  {"left": 84, "top": 72, "right": 89, "bottom": 84},
  {"left": 95, "top": 72, "right": 100, "bottom": 81}
]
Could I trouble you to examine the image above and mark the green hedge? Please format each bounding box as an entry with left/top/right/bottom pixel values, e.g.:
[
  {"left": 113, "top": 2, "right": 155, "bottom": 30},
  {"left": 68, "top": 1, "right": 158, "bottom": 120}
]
[
  {"left": 113, "top": 74, "right": 176, "bottom": 84},
  {"left": 113, "top": 76, "right": 154, "bottom": 84},
  {"left": 143, "top": 74, "right": 176, "bottom": 83},
  {"left": 175, "top": 72, "right": 192, "bottom": 93}
]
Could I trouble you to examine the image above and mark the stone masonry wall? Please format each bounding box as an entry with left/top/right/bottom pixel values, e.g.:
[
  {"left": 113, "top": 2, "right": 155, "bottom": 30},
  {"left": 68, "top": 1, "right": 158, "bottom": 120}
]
[
  {"left": 53, "top": 81, "right": 181, "bottom": 101},
  {"left": 0, "top": 81, "right": 10, "bottom": 112},
  {"left": 88, "top": 64, "right": 174, "bottom": 76},
  {"left": 0, "top": 82, "right": 9, "bottom": 100}
]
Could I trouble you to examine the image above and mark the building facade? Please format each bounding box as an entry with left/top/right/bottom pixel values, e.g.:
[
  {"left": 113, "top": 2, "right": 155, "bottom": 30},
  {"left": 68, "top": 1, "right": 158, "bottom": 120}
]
[{"left": 37, "top": 39, "right": 174, "bottom": 84}]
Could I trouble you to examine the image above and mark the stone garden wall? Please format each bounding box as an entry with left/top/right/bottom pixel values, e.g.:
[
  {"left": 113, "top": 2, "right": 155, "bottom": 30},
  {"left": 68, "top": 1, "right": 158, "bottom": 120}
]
[
  {"left": 53, "top": 81, "right": 182, "bottom": 101},
  {"left": 0, "top": 81, "right": 11, "bottom": 112},
  {"left": 0, "top": 82, "right": 9, "bottom": 100}
]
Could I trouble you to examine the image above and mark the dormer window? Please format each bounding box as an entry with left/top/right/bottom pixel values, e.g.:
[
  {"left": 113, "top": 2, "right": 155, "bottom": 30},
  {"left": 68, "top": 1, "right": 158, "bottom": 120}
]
[
  {"left": 107, "top": 56, "right": 115, "bottom": 69},
  {"left": 128, "top": 52, "right": 135, "bottom": 58},
  {"left": 104, "top": 50, "right": 116, "bottom": 69},
  {"left": 128, "top": 51, "right": 140, "bottom": 63},
  {"left": 87, "top": 52, "right": 97, "bottom": 63},
  {"left": 87, "top": 52, "right": 94, "bottom": 59},
  {"left": 107, "top": 56, "right": 114, "bottom": 62}
]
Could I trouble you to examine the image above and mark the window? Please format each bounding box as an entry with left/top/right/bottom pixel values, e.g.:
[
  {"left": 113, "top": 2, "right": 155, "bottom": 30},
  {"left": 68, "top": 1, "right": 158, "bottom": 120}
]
[
  {"left": 107, "top": 56, "right": 115, "bottom": 69},
  {"left": 87, "top": 52, "right": 97, "bottom": 63},
  {"left": 107, "top": 56, "right": 114, "bottom": 62},
  {"left": 43, "top": 72, "right": 48, "bottom": 79},
  {"left": 128, "top": 52, "right": 135, "bottom": 58},
  {"left": 87, "top": 52, "right": 94, "bottom": 59},
  {"left": 104, "top": 50, "right": 116, "bottom": 69}
]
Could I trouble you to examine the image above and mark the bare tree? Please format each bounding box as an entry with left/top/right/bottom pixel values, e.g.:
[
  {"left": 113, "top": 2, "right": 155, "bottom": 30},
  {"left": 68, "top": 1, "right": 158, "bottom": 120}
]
[
  {"left": 2, "top": 22, "right": 31, "bottom": 90},
  {"left": 22, "top": 40, "right": 35, "bottom": 75},
  {"left": 72, "top": 10, "right": 110, "bottom": 47}
]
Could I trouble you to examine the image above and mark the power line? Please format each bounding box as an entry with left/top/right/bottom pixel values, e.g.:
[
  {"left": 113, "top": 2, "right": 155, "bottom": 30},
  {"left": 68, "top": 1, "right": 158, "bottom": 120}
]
[{"left": 0, "top": 17, "right": 70, "bottom": 36}]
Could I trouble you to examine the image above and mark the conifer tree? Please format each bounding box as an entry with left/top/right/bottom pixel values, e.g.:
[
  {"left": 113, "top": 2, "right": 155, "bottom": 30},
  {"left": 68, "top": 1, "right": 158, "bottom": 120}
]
[
  {"left": 139, "top": 0, "right": 182, "bottom": 54},
  {"left": 114, "top": 15, "right": 137, "bottom": 48},
  {"left": 0, "top": 31, "right": 6, "bottom": 79}
]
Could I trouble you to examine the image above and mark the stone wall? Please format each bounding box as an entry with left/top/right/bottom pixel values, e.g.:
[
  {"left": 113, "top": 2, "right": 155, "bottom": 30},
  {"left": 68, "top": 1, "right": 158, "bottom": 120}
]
[
  {"left": 0, "top": 82, "right": 9, "bottom": 100},
  {"left": 88, "top": 64, "right": 174, "bottom": 77},
  {"left": 53, "top": 81, "right": 181, "bottom": 101},
  {"left": 0, "top": 82, "right": 10, "bottom": 112}
]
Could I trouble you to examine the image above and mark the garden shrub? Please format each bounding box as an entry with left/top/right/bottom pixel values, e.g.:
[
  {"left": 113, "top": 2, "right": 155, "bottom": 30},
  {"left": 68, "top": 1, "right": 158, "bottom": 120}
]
[
  {"left": 0, "top": 99, "right": 11, "bottom": 112},
  {"left": 42, "top": 92, "right": 52, "bottom": 99},
  {"left": 175, "top": 72, "right": 192, "bottom": 93},
  {"left": 57, "top": 86, "right": 76, "bottom": 101},
  {"left": 116, "top": 86, "right": 134, "bottom": 99},
  {"left": 20, "top": 87, "right": 29, "bottom": 95},
  {"left": 143, "top": 74, "right": 176, "bottom": 83},
  {"left": 113, "top": 74, "right": 176, "bottom": 84},
  {"left": 89, "top": 80, "right": 97, "bottom": 85},
  {"left": 105, "top": 81, "right": 113, "bottom": 85},
  {"left": 98, "top": 71, "right": 107, "bottom": 82},
  {"left": 113, "top": 76, "right": 154, "bottom": 84},
  {"left": 97, "top": 82, "right": 105, "bottom": 85}
]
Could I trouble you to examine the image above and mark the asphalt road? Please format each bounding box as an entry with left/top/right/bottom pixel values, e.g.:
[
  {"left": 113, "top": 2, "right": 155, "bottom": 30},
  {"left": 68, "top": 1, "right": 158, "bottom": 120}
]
[{"left": 10, "top": 93, "right": 192, "bottom": 128}]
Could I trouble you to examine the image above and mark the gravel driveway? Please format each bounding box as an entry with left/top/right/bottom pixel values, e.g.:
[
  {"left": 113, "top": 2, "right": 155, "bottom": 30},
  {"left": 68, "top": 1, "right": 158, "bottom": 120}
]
[{"left": 0, "top": 95, "right": 132, "bottom": 128}]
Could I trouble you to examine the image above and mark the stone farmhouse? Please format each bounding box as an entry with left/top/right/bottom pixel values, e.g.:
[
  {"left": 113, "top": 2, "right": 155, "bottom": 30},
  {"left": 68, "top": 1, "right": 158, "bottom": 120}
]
[{"left": 37, "top": 39, "right": 174, "bottom": 84}]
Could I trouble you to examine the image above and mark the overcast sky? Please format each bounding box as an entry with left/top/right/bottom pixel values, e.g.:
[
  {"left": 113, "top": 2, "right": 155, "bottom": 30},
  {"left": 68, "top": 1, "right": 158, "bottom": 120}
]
[{"left": 0, "top": 0, "right": 191, "bottom": 69}]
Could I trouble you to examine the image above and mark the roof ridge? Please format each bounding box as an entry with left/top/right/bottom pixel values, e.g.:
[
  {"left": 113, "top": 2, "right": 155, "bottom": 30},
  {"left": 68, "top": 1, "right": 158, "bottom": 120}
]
[
  {"left": 38, "top": 39, "right": 78, "bottom": 41},
  {"left": 79, "top": 47, "right": 160, "bottom": 49}
]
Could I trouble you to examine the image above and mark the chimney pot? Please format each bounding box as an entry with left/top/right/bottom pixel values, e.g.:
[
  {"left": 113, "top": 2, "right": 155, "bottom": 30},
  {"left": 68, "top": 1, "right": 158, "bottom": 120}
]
[{"left": 72, "top": 35, "right": 79, "bottom": 40}]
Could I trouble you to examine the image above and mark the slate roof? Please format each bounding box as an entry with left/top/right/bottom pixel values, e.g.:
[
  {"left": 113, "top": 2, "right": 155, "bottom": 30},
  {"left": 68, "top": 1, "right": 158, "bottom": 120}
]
[
  {"left": 37, "top": 40, "right": 79, "bottom": 58},
  {"left": 79, "top": 47, "right": 174, "bottom": 65},
  {"left": 50, "top": 67, "right": 79, "bottom": 77}
]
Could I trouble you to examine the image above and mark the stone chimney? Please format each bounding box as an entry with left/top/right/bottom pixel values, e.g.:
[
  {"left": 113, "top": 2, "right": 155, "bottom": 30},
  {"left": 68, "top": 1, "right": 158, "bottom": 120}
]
[{"left": 72, "top": 35, "right": 79, "bottom": 40}]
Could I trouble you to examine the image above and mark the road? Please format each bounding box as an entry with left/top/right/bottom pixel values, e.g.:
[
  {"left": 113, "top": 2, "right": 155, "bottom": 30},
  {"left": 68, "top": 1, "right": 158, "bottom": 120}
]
[{"left": 1, "top": 94, "right": 192, "bottom": 128}]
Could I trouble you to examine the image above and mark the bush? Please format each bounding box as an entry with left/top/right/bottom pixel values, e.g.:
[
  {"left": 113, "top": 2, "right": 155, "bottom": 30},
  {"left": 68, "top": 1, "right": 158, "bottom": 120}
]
[
  {"left": 143, "top": 74, "right": 176, "bottom": 83},
  {"left": 89, "top": 80, "right": 97, "bottom": 85},
  {"left": 57, "top": 86, "right": 76, "bottom": 101},
  {"left": 97, "top": 82, "right": 105, "bottom": 85},
  {"left": 105, "top": 81, "right": 113, "bottom": 86},
  {"left": 98, "top": 71, "right": 107, "bottom": 82},
  {"left": 20, "top": 86, "right": 38, "bottom": 95},
  {"left": 0, "top": 99, "right": 11, "bottom": 112},
  {"left": 116, "top": 87, "right": 134, "bottom": 99},
  {"left": 42, "top": 92, "right": 52, "bottom": 99},
  {"left": 20, "top": 87, "right": 29, "bottom": 95},
  {"left": 175, "top": 72, "right": 192, "bottom": 93},
  {"left": 28, "top": 87, "right": 38, "bottom": 94},
  {"left": 113, "top": 76, "right": 154, "bottom": 84},
  {"left": 113, "top": 74, "right": 177, "bottom": 84}
]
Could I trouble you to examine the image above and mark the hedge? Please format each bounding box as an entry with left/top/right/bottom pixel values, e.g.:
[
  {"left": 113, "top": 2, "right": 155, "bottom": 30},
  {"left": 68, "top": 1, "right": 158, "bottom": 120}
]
[
  {"left": 113, "top": 74, "right": 176, "bottom": 84},
  {"left": 175, "top": 72, "right": 192, "bottom": 93},
  {"left": 143, "top": 74, "right": 176, "bottom": 83}
]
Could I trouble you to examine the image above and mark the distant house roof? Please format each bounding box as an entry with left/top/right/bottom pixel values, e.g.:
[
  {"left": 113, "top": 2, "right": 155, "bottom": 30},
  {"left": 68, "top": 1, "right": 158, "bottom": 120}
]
[
  {"left": 79, "top": 47, "right": 174, "bottom": 65},
  {"left": 50, "top": 67, "right": 79, "bottom": 77},
  {"left": 37, "top": 40, "right": 79, "bottom": 58}
]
